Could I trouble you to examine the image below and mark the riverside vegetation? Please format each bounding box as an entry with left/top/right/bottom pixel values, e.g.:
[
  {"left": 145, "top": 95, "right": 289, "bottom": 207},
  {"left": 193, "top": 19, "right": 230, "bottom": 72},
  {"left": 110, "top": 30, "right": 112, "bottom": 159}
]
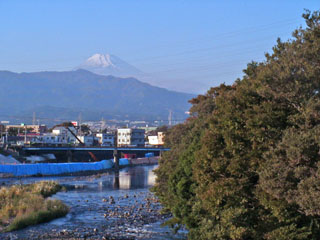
[
  {"left": 153, "top": 10, "right": 320, "bottom": 240},
  {"left": 0, "top": 181, "right": 68, "bottom": 232}
]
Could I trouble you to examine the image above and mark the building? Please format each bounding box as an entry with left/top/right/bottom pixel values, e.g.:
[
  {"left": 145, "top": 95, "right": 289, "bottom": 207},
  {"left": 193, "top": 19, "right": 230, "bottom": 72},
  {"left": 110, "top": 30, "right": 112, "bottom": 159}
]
[
  {"left": 148, "top": 136, "right": 159, "bottom": 145},
  {"left": 0, "top": 124, "right": 4, "bottom": 142},
  {"left": 32, "top": 133, "right": 68, "bottom": 145},
  {"left": 117, "top": 128, "right": 145, "bottom": 147},
  {"left": 0, "top": 124, "right": 4, "bottom": 133},
  {"left": 147, "top": 132, "right": 165, "bottom": 146},
  {"left": 77, "top": 135, "right": 95, "bottom": 146},
  {"left": 158, "top": 132, "right": 165, "bottom": 145},
  {"left": 31, "top": 126, "right": 79, "bottom": 146},
  {"left": 96, "top": 133, "right": 115, "bottom": 146},
  {"left": 51, "top": 126, "right": 78, "bottom": 144}
]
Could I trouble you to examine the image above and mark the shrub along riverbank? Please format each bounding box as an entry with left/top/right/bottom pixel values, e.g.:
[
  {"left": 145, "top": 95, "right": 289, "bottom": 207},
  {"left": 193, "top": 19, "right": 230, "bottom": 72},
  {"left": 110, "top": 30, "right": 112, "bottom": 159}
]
[{"left": 0, "top": 181, "right": 68, "bottom": 232}]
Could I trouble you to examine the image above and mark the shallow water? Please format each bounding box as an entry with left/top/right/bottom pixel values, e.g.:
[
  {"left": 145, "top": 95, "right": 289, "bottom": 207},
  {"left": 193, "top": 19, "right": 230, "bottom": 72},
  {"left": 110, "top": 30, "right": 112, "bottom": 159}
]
[{"left": 0, "top": 165, "right": 187, "bottom": 239}]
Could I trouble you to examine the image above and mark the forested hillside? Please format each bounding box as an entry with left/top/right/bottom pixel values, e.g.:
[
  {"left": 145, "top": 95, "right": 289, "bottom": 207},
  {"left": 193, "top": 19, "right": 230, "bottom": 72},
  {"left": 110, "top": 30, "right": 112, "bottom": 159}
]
[
  {"left": 153, "top": 10, "right": 320, "bottom": 240},
  {"left": 0, "top": 69, "right": 193, "bottom": 121}
]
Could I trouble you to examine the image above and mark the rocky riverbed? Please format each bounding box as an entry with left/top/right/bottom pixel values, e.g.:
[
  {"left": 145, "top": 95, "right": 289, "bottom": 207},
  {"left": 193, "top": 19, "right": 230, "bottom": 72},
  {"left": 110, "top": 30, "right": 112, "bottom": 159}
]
[{"left": 0, "top": 165, "right": 187, "bottom": 240}]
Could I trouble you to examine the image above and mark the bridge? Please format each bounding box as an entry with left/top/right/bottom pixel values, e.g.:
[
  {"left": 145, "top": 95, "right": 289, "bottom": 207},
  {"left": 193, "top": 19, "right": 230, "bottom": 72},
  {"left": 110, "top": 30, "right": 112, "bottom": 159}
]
[
  {"left": 22, "top": 147, "right": 170, "bottom": 152},
  {"left": 20, "top": 146, "right": 170, "bottom": 162}
]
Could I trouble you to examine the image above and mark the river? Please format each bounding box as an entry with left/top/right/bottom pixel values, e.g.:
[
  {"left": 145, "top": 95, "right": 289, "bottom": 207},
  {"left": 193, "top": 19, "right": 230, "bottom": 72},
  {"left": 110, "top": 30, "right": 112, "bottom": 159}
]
[{"left": 0, "top": 165, "right": 187, "bottom": 240}]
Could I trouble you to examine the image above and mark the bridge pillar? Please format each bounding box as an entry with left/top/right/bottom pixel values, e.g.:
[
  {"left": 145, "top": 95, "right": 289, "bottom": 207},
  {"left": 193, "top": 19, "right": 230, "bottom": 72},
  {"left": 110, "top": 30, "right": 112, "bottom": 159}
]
[
  {"left": 113, "top": 171, "right": 120, "bottom": 189},
  {"left": 67, "top": 150, "right": 73, "bottom": 162},
  {"left": 113, "top": 149, "right": 119, "bottom": 170}
]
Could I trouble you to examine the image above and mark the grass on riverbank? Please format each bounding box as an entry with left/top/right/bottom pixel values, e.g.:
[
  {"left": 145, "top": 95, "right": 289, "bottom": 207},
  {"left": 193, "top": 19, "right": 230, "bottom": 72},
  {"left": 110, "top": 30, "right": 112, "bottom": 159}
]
[{"left": 0, "top": 181, "right": 68, "bottom": 232}]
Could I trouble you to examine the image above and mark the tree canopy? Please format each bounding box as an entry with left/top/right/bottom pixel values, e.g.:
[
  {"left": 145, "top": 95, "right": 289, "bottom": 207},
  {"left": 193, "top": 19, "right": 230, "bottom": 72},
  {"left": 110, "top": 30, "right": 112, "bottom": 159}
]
[{"left": 153, "top": 10, "right": 320, "bottom": 240}]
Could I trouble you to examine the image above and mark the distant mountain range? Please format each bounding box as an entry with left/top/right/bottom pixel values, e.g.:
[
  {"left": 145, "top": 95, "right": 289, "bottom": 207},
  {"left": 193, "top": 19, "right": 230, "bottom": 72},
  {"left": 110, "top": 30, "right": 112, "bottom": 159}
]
[{"left": 0, "top": 69, "right": 194, "bottom": 124}]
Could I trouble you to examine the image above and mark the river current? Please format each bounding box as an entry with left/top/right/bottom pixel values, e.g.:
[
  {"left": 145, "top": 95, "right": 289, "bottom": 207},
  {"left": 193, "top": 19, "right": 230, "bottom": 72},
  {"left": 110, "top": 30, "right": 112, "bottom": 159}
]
[{"left": 0, "top": 165, "right": 187, "bottom": 240}]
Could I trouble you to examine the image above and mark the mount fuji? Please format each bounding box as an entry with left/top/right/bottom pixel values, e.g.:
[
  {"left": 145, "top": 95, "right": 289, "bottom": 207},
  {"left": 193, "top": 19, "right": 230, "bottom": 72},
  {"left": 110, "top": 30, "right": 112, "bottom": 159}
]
[{"left": 77, "top": 53, "right": 143, "bottom": 78}]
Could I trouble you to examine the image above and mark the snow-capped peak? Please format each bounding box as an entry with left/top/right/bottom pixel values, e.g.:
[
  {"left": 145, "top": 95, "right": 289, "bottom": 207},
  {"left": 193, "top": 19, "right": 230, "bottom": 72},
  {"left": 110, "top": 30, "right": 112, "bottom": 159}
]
[
  {"left": 85, "top": 53, "right": 116, "bottom": 68},
  {"left": 76, "top": 53, "right": 143, "bottom": 78}
]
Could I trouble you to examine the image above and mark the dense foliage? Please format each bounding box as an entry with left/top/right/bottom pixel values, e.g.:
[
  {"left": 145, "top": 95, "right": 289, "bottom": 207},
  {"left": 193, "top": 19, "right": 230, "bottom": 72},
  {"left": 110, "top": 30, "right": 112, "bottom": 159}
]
[{"left": 153, "top": 11, "right": 320, "bottom": 239}]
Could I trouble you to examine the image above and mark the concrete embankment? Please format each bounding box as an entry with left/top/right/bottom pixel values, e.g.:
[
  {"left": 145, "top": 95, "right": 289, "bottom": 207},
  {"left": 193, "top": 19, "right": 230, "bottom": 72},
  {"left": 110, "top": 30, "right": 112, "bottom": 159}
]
[
  {"left": 0, "top": 154, "right": 20, "bottom": 165},
  {"left": 130, "top": 156, "right": 159, "bottom": 165}
]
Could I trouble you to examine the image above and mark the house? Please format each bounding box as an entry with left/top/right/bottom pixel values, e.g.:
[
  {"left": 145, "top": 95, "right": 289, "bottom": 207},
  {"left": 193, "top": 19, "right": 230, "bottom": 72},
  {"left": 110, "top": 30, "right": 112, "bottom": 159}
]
[
  {"left": 96, "top": 133, "right": 115, "bottom": 146},
  {"left": 117, "top": 128, "right": 145, "bottom": 147}
]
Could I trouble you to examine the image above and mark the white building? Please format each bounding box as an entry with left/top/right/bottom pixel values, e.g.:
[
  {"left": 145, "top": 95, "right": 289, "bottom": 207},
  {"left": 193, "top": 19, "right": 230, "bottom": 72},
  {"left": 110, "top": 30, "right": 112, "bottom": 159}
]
[
  {"left": 32, "top": 133, "right": 68, "bottom": 145},
  {"left": 32, "top": 126, "right": 83, "bottom": 146},
  {"left": 52, "top": 126, "right": 78, "bottom": 144},
  {"left": 96, "top": 133, "right": 115, "bottom": 146},
  {"left": 117, "top": 128, "right": 145, "bottom": 147},
  {"left": 148, "top": 136, "right": 159, "bottom": 145},
  {"left": 147, "top": 132, "right": 165, "bottom": 146}
]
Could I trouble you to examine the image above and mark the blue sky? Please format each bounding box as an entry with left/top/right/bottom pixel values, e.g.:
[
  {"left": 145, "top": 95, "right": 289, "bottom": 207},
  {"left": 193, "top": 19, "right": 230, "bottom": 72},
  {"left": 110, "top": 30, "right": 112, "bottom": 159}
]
[{"left": 0, "top": 0, "right": 319, "bottom": 93}]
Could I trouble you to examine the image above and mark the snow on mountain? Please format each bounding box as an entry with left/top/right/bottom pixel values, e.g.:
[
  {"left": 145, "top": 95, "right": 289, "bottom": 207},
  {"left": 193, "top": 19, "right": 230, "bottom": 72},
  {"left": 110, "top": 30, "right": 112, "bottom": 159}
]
[
  {"left": 77, "top": 53, "right": 143, "bottom": 78},
  {"left": 85, "top": 53, "right": 116, "bottom": 67}
]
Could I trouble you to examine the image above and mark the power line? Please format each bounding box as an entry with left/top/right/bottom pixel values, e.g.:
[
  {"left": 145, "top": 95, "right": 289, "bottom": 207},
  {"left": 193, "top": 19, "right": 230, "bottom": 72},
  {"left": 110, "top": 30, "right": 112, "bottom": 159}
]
[{"left": 0, "top": 17, "right": 301, "bottom": 70}]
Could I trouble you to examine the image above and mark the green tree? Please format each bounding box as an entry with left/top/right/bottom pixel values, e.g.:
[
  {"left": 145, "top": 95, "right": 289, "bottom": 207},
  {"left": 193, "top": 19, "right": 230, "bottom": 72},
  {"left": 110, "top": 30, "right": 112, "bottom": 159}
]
[
  {"left": 79, "top": 124, "right": 91, "bottom": 135},
  {"left": 153, "top": 10, "right": 320, "bottom": 240}
]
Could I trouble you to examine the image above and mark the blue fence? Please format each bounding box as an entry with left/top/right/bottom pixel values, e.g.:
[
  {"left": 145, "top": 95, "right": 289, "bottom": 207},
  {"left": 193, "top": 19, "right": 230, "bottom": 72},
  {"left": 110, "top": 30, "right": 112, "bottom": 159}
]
[
  {"left": 0, "top": 160, "right": 114, "bottom": 176},
  {"left": 145, "top": 152, "right": 154, "bottom": 158},
  {"left": 119, "top": 158, "right": 130, "bottom": 166}
]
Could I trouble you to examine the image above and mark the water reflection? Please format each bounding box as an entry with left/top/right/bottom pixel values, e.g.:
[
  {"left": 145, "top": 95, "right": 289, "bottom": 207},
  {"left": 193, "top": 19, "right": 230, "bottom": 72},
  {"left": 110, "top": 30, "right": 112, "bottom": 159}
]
[
  {"left": 0, "top": 165, "right": 158, "bottom": 192},
  {"left": 88, "top": 165, "right": 158, "bottom": 192},
  {"left": 113, "top": 167, "right": 155, "bottom": 190},
  {"left": 117, "top": 167, "right": 156, "bottom": 189},
  {"left": 119, "top": 166, "right": 156, "bottom": 189}
]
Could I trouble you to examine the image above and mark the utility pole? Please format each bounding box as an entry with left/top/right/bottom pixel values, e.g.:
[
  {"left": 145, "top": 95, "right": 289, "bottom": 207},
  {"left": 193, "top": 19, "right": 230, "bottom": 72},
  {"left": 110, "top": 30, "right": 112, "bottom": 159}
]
[
  {"left": 101, "top": 117, "right": 106, "bottom": 132},
  {"left": 32, "top": 112, "right": 36, "bottom": 125},
  {"left": 78, "top": 112, "right": 82, "bottom": 136},
  {"left": 5, "top": 130, "right": 8, "bottom": 147},
  {"left": 24, "top": 125, "right": 27, "bottom": 144},
  {"left": 168, "top": 110, "right": 173, "bottom": 126}
]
